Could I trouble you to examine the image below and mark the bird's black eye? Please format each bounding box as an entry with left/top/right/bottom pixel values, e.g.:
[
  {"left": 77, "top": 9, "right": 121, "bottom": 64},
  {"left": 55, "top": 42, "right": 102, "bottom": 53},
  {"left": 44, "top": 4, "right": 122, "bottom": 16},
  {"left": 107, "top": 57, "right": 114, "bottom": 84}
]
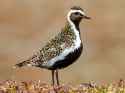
[{"left": 74, "top": 12, "right": 80, "bottom": 15}]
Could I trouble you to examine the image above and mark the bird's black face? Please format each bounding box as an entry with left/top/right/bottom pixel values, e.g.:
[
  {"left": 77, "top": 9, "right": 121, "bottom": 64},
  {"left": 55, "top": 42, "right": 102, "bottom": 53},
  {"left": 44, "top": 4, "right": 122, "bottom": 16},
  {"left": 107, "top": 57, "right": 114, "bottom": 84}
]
[{"left": 70, "top": 11, "right": 84, "bottom": 23}]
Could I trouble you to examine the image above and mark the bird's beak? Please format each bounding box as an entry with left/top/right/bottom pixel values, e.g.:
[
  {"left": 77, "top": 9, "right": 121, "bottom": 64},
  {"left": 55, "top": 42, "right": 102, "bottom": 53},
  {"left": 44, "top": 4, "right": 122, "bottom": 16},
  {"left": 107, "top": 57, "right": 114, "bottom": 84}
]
[{"left": 83, "top": 15, "right": 91, "bottom": 19}]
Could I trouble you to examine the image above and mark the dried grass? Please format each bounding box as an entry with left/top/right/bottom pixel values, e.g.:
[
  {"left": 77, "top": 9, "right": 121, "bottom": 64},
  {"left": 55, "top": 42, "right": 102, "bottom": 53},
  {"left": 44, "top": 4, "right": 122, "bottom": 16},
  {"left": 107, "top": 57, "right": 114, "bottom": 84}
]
[{"left": 0, "top": 79, "right": 125, "bottom": 93}]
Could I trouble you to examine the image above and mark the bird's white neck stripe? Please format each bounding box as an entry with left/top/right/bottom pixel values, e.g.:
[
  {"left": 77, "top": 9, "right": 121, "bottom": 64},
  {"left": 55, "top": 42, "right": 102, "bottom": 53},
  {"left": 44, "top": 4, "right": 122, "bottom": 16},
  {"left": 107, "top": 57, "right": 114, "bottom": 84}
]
[{"left": 67, "top": 10, "right": 82, "bottom": 48}]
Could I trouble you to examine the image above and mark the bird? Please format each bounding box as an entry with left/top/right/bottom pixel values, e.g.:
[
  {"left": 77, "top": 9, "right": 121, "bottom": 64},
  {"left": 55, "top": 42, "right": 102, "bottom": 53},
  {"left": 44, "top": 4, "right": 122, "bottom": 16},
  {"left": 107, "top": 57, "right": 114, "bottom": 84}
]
[{"left": 14, "top": 6, "right": 90, "bottom": 86}]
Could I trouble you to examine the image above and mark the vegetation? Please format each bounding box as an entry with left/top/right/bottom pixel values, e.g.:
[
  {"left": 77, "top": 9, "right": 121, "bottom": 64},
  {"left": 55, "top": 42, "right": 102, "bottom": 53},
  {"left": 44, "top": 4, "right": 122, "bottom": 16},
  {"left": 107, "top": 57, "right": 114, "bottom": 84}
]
[{"left": 0, "top": 80, "right": 125, "bottom": 93}]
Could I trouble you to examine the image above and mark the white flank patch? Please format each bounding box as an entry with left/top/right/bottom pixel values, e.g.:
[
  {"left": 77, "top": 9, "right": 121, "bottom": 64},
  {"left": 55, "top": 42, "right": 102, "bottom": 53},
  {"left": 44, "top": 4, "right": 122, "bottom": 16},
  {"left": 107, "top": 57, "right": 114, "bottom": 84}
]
[{"left": 44, "top": 9, "right": 84, "bottom": 67}]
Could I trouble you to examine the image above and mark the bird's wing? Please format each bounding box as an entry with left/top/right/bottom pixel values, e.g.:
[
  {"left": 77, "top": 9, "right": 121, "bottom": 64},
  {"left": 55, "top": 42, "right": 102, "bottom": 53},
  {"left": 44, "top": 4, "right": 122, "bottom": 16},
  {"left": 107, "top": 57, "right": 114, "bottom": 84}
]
[
  {"left": 39, "top": 27, "right": 76, "bottom": 65},
  {"left": 15, "top": 33, "right": 68, "bottom": 68},
  {"left": 15, "top": 25, "right": 76, "bottom": 68}
]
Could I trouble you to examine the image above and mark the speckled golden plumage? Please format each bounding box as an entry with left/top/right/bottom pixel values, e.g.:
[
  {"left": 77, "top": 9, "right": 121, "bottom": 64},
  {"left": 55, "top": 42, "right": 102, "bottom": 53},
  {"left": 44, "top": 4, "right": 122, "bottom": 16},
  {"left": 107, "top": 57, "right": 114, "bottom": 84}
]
[{"left": 15, "top": 22, "right": 77, "bottom": 68}]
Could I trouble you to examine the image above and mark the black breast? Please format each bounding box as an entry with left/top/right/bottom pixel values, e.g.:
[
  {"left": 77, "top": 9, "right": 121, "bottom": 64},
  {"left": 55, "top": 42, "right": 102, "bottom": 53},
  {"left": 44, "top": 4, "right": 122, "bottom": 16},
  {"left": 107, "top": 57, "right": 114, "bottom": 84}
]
[{"left": 48, "top": 44, "right": 83, "bottom": 70}]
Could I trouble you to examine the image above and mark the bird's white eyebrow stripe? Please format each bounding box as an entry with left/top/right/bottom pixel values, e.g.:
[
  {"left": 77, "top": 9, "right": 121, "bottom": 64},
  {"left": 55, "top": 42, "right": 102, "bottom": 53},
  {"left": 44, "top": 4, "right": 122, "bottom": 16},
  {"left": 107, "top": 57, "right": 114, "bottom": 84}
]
[
  {"left": 68, "top": 10, "right": 85, "bottom": 16},
  {"left": 67, "top": 10, "right": 85, "bottom": 23}
]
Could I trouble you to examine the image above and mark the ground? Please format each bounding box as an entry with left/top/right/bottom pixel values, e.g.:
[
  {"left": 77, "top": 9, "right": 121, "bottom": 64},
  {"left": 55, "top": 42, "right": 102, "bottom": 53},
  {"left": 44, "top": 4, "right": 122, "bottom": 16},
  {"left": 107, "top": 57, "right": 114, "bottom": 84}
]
[{"left": 0, "top": 80, "right": 125, "bottom": 93}]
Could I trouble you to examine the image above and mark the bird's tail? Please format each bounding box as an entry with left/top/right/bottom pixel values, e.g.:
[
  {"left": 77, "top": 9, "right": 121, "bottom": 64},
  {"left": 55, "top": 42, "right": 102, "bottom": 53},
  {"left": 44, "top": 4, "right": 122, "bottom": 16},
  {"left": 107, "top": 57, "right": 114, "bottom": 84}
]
[
  {"left": 13, "top": 60, "right": 31, "bottom": 69},
  {"left": 13, "top": 53, "right": 40, "bottom": 69}
]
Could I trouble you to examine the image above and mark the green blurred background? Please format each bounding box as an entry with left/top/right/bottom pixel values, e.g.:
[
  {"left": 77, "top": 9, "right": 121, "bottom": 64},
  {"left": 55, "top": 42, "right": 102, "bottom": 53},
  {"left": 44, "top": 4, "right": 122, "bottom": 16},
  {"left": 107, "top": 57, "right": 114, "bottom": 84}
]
[{"left": 0, "top": 0, "right": 125, "bottom": 84}]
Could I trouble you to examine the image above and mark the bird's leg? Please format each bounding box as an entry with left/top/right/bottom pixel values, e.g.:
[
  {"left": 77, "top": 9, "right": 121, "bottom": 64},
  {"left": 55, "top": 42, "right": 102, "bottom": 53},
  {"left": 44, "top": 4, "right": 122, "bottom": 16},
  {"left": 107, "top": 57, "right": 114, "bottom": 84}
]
[
  {"left": 52, "top": 70, "right": 58, "bottom": 93},
  {"left": 52, "top": 70, "right": 55, "bottom": 86},
  {"left": 55, "top": 70, "right": 60, "bottom": 86}
]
